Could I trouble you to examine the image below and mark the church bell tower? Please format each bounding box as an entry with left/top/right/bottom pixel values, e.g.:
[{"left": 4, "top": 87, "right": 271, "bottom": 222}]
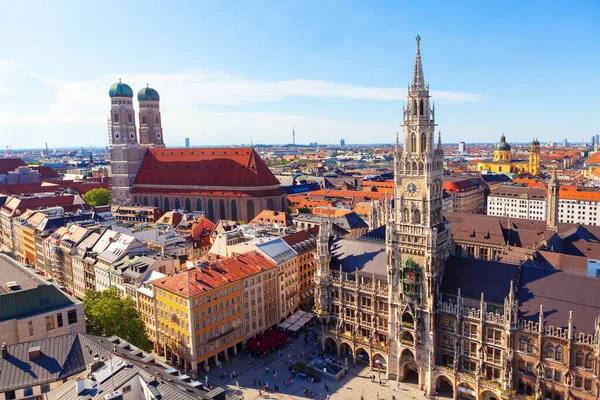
[{"left": 108, "top": 79, "right": 144, "bottom": 205}]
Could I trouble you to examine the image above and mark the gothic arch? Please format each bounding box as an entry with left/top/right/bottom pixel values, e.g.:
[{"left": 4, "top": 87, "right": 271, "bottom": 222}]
[
  {"left": 154, "top": 197, "right": 159, "bottom": 207},
  {"left": 418, "top": 161, "right": 424, "bottom": 173},
  {"left": 185, "top": 198, "right": 191, "bottom": 212},
  {"left": 164, "top": 197, "right": 170, "bottom": 210},
  {"left": 219, "top": 199, "right": 226, "bottom": 219},
  {"left": 267, "top": 198, "right": 274, "bottom": 211},
  {"left": 412, "top": 162, "right": 418, "bottom": 173},
  {"left": 402, "top": 331, "right": 415, "bottom": 345},
  {"left": 355, "top": 347, "right": 370, "bottom": 364},
  {"left": 196, "top": 199, "right": 202, "bottom": 211},
  {"left": 419, "top": 99, "right": 424, "bottom": 116},
  {"left": 143, "top": 197, "right": 149, "bottom": 206},
  {"left": 411, "top": 133, "right": 417, "bottom": 152},
  {"left": 174, "top": 198, "right": 181, "bottom": 210},
  {"left": 231, "top": 200, "right": 238, "bottom": 221},
  {"left": 246, "top": 200, "right": 255, "bottom": 221},
  {"left": 413, "top": 208, "right": 421, "bottom": 224},
  {"left": 403, "top": 208, "right": 409, "bottom": 223},
  {"left": 421, "top": 132, "right": 427, "bottom": 152},
  {"left": 412, "top": 100, "right": 417, "bottom": 116},
  {"left": 207, "top": 199, "right": 214, "bottom": 220}
]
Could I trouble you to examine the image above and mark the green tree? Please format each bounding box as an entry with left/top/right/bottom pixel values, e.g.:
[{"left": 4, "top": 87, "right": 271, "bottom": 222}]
[
  {"left": 82, "top": 188, "right": 111, "bottom": 207},
  {"left": 83, "top": 287, "right": 152, "bottom": 351}
]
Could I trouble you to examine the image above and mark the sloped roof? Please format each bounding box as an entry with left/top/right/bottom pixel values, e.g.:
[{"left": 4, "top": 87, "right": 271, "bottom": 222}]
[
  {"left": 133, "top": 147, "right": 284, "bottom": 195},
  {"left": 519, "top": 266, "right": 600, "bottom": 334},
  {"left": 0, "top": 284, "right": 76, "bottom": 322},
  {"left": 440, "top": 256, "right": 519, "bottom": 303},
  {"left": 0, "top": 158, "right": 27, "bottom": 175},
  {"left": 330, "top": 237, "right": 386, "bottom": 277}
]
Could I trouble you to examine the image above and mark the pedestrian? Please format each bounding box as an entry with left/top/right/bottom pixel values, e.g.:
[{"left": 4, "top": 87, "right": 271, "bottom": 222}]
[
  {"left": 236, "top": 381, "right": 239, "bottom": 388},
  {"left": 376, "top": 392, "right": 379, "bottom": 399},
  {"left": 379, "top": 378, "right": 382, "bottom": 385}
]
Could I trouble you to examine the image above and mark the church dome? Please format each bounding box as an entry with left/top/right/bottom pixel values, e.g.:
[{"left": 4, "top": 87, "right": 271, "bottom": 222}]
[
  {"left": 496, "top": 134, "right": 511, "bottom": 151},
  {"left": 109, "top": 79, "right": 133, "bottom": 98},
  {"left": 137, "top": 85, "right": 160, "bottom": 101}
]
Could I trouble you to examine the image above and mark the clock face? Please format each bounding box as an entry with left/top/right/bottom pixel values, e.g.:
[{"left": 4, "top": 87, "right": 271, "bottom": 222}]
[
  {"left": 405, "top": 181, "right": 420, "bottom": 196},
  {"left": 129, "top": 132, "right": 136, "bottom": 140},
  {"left": 113, "top": 131, "right": 121, "bottom": 140}
]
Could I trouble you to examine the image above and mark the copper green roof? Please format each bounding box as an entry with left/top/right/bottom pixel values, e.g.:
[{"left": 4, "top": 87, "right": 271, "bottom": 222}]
[
  {"left": 0, "top": 284, "right": 75, "bottom": 322},
  {"left": 109, "top": 79, "right": 133, "bottom": 97},
  {"left": 137, "top": 85, "right": 160, "bottom": 101}
]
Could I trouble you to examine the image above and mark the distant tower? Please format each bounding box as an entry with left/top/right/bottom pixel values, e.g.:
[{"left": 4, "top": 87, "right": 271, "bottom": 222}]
[
  {"left": 137, "top": 84, "right": 164, "bottom": 148},
  {"left": 563, "top": 138, "right": 568, "bottom": 148},
  {"left": 293, "top": 125, "right": 296, "bottom": 145},
  {"left": 340, "top": 138, "right": 346, "bottom": 147},
  {"left": 185, "top": 138, "right": 190, "bottom": 148},
  {"left": 458, "top": 141, "right": 466, "bottom": 154},
  {"left": 528, "top": 138, "right": 540, "bottom": 175},
  {"left": 547, "top": 168, "right": 560, "bottom": 230},
  {"left": 109, "top": 79, "right": 144, "bottom": 205}
]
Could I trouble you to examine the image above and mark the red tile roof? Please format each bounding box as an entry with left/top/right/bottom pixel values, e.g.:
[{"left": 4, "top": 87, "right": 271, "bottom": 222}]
[
  {"left": 153, "top": 251, "right": 276, "bottom": 297},
  {"left": 132, "top": 147, "right": 285, "bottom": 196},
  {"left": 0, "top": 158, "right": 27, "bottom": 175}
]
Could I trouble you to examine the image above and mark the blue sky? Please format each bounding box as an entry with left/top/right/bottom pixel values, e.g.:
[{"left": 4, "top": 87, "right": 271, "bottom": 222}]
[{"left": 1, "top": 0, "right": 599, "bottom": 148}]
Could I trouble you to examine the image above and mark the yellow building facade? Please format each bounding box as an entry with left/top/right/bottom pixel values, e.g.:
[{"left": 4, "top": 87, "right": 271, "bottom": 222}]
[{"left": 478, "top": 135, "right": 540, "bottom": 175}]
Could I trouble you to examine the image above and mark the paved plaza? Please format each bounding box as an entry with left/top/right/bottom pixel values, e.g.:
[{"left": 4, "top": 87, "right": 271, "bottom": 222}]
[{"left": 200, "top": 331, "right": 425, "bottom": 400}]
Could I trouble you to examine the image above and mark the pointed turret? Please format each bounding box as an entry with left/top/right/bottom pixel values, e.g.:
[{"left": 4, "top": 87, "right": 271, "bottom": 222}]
[
  {"left": 547, "top": 168, "right": 560, "bottom": 231},
  {"left": 411, "top": 35, "right": 426, "bottom": 91}
]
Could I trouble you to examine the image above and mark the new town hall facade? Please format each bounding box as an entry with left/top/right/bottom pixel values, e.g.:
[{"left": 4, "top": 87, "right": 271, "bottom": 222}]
[{"left": 315, "top": 37, "right": 600, "bottom": 400}]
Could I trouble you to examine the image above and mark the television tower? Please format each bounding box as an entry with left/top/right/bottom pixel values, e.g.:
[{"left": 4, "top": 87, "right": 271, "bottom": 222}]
[{"left": 292, "top": 125, "right": 296, "bottom": 145}]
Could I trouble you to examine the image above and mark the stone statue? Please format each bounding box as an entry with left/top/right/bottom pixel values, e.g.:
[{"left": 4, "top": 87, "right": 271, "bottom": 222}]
[{"left": 535, "top": 362, "right": 543, "bottom": 379}]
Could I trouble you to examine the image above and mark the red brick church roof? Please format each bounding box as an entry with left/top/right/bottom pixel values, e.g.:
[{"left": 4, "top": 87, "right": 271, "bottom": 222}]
[{"left": 132, "top": 147, "right": 285, "bottom": 197}]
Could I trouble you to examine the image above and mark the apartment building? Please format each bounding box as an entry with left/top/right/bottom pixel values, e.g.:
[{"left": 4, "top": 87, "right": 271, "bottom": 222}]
[
  {"left": 442, "top": 176, "right": 488, "bottom": 214},
  {"left": 153, "top": 265, "right": 244, "bottom": 376},
  {"left": 256, "top": 238, "right": 299, "bottom": 321},
  {"left": 282, "top": 230, "right": 317, "bottom": 310},
  {"left": 0, "top": 256, "right": 85, "bottom": 345},
  {"left": 487, "top": 185, "right": 547, "bottom": 220}
]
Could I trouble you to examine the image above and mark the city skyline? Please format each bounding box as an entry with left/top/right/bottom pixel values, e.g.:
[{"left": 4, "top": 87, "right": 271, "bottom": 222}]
[{"left": 0, "top": 1, "right": 599, "bottom": 148}]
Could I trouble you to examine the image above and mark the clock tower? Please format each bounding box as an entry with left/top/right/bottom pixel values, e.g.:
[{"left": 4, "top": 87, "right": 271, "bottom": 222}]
[{"left": 389, "top": 36, "right": 450, "bottom": 391}]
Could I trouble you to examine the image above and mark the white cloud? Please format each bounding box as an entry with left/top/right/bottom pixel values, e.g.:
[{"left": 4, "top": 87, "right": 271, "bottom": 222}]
[{"left": 0, "top": 61, "right": 484, "bottom": 147}]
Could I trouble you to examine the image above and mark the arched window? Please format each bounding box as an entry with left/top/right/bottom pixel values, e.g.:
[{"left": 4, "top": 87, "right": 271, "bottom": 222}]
[
  {"left": 128, "top": 114, "right": 132, "bottom": 123},
  {"left": 207, "top": 199, "right": 214, "bottom": 221},
  {"left": 196, "top": 199, "right": 202, "bottom": 211},
  {"left": 576, "top": 351, "right": 584, "bottom": 366},
  {"left": 143, "top": 197, "right": 149, "bottom": 206},
  {"left": 155, "top": 116, "right": 159, "bottom": 124},
  {"left": 421, "top": 132, "right": 427, "bottom": 153},
  {"left": 153, "top": 197, "right": 159, "bottom": 207},
  {"left": 114, "top": 113, "right": 119, "bottom": 122},
  {"left": 555, "top": 346, "right": 563, "bottom": 362},
  {"left": 174, "top": 198, "right": 181, "bottom": 210},
  {"left": 413, "top": 209, "right": 421, "bottom": 224},
  {"left": 164, "top": 198, "right": 170, "bottom": 210},
  {"left": 231, "top": 200, "right": 238, "bottom": 221},
  {"left": 411, "top": 133, "right": 417, "bottom": 152},
  {"left": 412, "top": 100, "right": 417, "bottom": 116},
  {"left": 403, "top": 208, "right": 409, "bottom": 223},
  {"left": 185, "top": 199, "right": 191, "bottom": 212},
  {"left": 585, "top": 353, "right": 593, "bottom": 369},
  {"left": 546, "top": 343, "right": 554, "bottom": 358},
  {"left": 519, "top": 337, "right": 527, "bottom": 351},
  {"left": 419, "top": 100, "right": 424, "bottom": 116},
  {"left": 247, "top": 200, "right": 255, "bottom": 221},
  {"left": 267, "top": 198, "right": 274, "bottom": 211},
  {"left": 142, "top": 116, "right": 147, "bottom": 124},
  {"left": 219, "top": 199, "right": 226, "bottom": 219},
  {"left": 527, "top": 339, "right": 535, "bottom": 354}
]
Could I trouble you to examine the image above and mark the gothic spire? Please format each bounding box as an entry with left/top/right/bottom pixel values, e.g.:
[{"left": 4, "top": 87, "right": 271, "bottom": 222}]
[{"left": 411, "top": 35, "right": 426, "bottom": 91}]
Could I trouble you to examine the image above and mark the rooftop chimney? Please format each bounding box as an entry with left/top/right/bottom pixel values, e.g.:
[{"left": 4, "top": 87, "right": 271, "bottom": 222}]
[
  {"left": 75, "top": 379, "right": 85, "bottom": 394},
  {"left": 1, "top": 343, "right": 7, "bottom": 358},
  {"left": 28, "top": 346, "right": 42, "bottom": 361}
]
